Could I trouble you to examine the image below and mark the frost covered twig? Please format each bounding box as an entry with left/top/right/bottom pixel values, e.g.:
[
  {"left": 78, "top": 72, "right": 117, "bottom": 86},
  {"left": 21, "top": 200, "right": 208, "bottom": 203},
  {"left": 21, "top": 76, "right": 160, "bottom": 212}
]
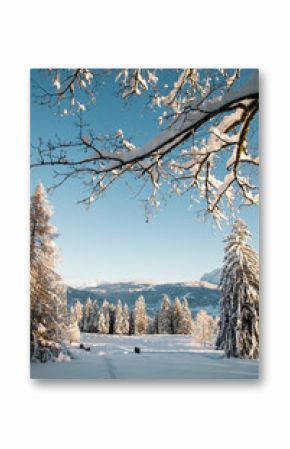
[{"left": 31, "top": 69, "right": 259, "bottom": 222}]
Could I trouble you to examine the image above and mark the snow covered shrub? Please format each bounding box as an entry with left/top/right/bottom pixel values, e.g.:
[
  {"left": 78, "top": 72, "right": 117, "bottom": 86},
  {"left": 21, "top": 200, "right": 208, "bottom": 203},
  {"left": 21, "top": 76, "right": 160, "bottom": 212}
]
[
  {"left": 216, "top": 219, "right": 259, "bottom": 359},
  {"left": 66, "top": 320, "right": 81, "bottom": 344}
]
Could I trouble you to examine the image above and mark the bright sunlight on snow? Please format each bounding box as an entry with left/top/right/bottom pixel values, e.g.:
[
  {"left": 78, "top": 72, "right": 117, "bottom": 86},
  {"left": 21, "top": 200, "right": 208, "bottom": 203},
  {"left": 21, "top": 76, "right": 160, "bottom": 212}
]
[{"left": 31, "top": 334, "right": 258, "bottom": 380}]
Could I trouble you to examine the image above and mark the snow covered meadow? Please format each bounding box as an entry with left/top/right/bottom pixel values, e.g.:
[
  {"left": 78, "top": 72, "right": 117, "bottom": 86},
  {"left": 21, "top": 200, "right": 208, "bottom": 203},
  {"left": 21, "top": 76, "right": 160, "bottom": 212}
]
[
  {"left": 31, "top": 334, "right": 258, "bottom": 380},
  {"left": 30, "top": 184, "right": 259, "bottom": 379}
]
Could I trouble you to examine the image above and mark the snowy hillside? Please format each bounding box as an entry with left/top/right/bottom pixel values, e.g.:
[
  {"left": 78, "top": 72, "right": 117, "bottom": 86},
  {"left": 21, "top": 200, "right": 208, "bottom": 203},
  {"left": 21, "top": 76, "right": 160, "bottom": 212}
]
[
  {"left": 67, "top": 281, "right": 220, "bottom": 317},
  {"left": 200, "top": 268, "right": 221, "bottom": 285},
  {"left": 31, "top": 334, "right": 258, "bottom": 379}
]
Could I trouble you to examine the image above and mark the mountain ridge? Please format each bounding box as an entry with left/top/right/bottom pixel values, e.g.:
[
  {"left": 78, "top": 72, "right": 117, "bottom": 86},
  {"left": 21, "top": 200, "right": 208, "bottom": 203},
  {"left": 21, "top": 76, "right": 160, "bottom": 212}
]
[
  {"left": 200, "top": 268, "right": 221, "bottom": 285},
  {"left": 67, "top": 278, "right": 221, "bottom": 317}
]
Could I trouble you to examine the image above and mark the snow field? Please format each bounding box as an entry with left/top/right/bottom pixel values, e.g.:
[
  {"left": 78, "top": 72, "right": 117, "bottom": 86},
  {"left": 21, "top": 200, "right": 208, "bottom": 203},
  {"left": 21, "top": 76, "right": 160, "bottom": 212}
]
[{"left": 31, "top": 333, "right": 258, "bottom": 379}]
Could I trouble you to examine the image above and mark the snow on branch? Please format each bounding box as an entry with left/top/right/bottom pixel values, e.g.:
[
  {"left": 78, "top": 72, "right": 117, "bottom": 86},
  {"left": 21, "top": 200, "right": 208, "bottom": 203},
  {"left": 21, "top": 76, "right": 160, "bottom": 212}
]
[
  {"left": 31, "top": 69, "right": 109, "bottom": 115},
  {"left": 31, "top": 69, "right": 259, "bottom": 223}
]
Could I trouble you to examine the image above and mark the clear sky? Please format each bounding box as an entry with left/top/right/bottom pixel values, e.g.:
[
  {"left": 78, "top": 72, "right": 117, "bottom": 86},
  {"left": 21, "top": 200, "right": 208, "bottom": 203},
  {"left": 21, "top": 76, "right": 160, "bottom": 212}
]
[{"left": 30, "top": 69, "right": 259, "bottom": 286}]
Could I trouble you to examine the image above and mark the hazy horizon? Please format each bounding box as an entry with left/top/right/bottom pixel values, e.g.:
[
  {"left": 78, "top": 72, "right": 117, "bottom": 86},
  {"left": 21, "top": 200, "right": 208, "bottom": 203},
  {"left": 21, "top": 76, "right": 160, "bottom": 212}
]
[{"left": 67, "top": 275, "right": 220, "bottom": 289}]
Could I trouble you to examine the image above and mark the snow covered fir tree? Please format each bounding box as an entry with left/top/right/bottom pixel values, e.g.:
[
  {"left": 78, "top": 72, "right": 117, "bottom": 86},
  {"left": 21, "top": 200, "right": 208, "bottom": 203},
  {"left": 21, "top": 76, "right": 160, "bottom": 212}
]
[
  {"left": 30, "top": 183, "right": 68, "bottom": 362},
  {"left": 216, "top": 219, "right": 259, "bottom": 359},
  {"left": 131, "top": 295, "right": 148, "bottom": 335},
  {"left": 113, "top": 300, "right": 124, "bottom": 334},
  {"left": 158, "top": 295, "right": 172, "bottom": 334}
]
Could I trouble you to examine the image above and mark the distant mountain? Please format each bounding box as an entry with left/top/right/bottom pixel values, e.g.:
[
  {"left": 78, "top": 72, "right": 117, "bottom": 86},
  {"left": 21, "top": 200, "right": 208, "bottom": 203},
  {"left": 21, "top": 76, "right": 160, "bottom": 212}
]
[
  {"left": 67, "top": 280, "right": 221, "bottom": 317},
  {"left": 200, "top": 268, "right": 221, "bottom": 285}
]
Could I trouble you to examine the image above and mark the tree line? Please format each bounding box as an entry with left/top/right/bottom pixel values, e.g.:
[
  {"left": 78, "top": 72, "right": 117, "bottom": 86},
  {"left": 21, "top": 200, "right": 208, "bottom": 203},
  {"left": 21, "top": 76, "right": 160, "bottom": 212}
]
[{"left": 68, "top": 295, "right": 219, "bottom": 345}]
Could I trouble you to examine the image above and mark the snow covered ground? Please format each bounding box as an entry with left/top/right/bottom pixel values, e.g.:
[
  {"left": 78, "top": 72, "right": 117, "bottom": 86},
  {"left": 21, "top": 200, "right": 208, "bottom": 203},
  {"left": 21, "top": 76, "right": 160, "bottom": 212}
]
[{"left": 31, "top": 334, "right": 259, "bottom": 380}]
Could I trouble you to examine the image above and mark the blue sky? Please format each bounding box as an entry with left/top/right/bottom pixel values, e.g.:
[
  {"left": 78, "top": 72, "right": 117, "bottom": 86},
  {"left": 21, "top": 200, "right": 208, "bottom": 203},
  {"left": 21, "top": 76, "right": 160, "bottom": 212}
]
[{"left": 30, "top": 69, "right": 259, "bottom": 286}]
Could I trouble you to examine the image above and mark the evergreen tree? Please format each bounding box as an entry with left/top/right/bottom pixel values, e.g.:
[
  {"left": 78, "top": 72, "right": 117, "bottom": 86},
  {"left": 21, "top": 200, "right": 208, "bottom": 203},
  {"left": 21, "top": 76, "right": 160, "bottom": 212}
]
[
  {"left": 69, "top": 305, "right": 75, "bottom": 323},
  {"left": 30, "top": 183, "right": 67, "bottom": 361},
  {"left": 212, "top": 316, "right": 220, "bottom": 340},
  {"left": 91, "top": 300, "right": 99, "bottom": 333},
  {"left": 97, "top": 311, "right": 108, "bottom": 334},
  {"left": 109, "top": 303, "right": 115, "bottom": 334},
  {"left": 122, "top": 303, "right": 130, "bottom": 335},
  {"left": 158, "top": 295, "right": 173, "bottom": 334},
  {"left": 129, "top": 310, "right": 135, "bottom": 335},
  {"left": 82, "top": 298, "right": 93, "bottom": 332},
  {"left": 179, "top": 299, "right": 193, "bottom": 334},
  {"left": 153, "top": 313, "right": 159, "bottom": 334},
  {"left": 114, "top": 300, "right": 123, "bottom": 334},
  {"left": 146, "top": 317, "right": 154, "bottom": 334},
  {"left": 74, "top": 300, "right": 84, "bottom": 329},
  {"left": 70, "top": 300, "right": 83, "bottom": 329},
  {"left": 132, "top": 295, "right": 148, "bottom": 335},
  {"left": 216, "top": 219, "right": 259, "bottom": 359},
  {"left": 172, "top": 297, "right": 183, "bottom": 334},
  {"left": 97, "top": 300, "right": 110, "bottom": 334}
]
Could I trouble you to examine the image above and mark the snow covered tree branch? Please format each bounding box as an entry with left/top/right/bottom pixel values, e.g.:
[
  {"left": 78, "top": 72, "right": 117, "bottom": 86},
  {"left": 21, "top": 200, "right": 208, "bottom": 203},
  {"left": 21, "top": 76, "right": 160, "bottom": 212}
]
[
  {"left": 31, "top": 69, "right": 109, "bottom": 114},
  {"left": 31, "top": 69, "right": 259, "bottom": 223}
]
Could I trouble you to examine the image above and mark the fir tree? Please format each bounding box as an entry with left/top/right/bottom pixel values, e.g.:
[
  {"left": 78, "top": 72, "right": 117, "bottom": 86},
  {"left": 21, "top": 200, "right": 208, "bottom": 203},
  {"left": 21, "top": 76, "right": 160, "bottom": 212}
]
[
  {"left": 172, "top": 297, "right": 183, "bottom": 334},
  {"left": 114, "top": 300, "right": 123, "bottom": 334},
  {"left": 82, "top": 298, "right": 93, "bottom": 332},
  {"left": 91, "top": 300, "right": 99, "bottom": 333},
  {"left": 179, "top": 299, "right": 193, "bottom": 334},
  {"left": 97, "top": 300, "right": 110, "bottom": 334},
  {"left": 30, "top": 183, "right": 67, "bottom": 361},
  {"left": 74, "top": 300, "right": 83, "bottom": 329},
  {"left": 147, "top": 317, "right": 157, "bottom": 334},
  {"left": 69, "top": 305, "right": 75, "bottom": 323},
  {"left": 122, "top": 303, "right": 130, "bottom": 335},
  {"left": 158, "top": 295, "right": 173, "bottom": 334},
  {"left": 216, "top": 219, "right": 259, "bottom": 359},
  {"left": 97, "top": 311, "right": 108, "bottom": 334},
  {"left": 129, "top": 310, "right": 134, "bottom": 335},
  {"left": 109, "top": 303, "right": 115, "bottom": 334},
  {"left": 132, "top": 295, "right": 148, "bottom": 335},
  {"left": 153, "top": 313, "right": 159, "bottom": 334}
]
